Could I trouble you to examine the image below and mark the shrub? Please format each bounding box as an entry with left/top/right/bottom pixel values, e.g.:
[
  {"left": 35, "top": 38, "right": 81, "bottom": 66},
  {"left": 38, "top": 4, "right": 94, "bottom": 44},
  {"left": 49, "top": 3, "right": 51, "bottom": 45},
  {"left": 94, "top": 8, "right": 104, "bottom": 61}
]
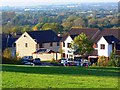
[
  {"left": 2, "top": 48, "right": 22, "bottom": 64},
  {"left": 3, "top": 48, "right": 12, "bottom": 59},
  {"left": 97, "top": 56, "right": 108, "bottom": 66},
  {"left": 108, "top": 52, "right": 120, "bottom": 67},
  {"left": 2, "top": 57, "right": 22, "bottom": 64}
]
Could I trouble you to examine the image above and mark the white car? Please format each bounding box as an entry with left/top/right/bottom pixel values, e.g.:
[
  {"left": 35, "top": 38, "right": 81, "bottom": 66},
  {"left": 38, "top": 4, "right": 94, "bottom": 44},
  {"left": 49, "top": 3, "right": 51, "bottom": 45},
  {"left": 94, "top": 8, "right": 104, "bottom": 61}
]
[
  {"left": 24, "top": 62, "right": 35, "bottom": 66},
  {"left": 60, "top": 58, "right": 67, "bottom": 64}
]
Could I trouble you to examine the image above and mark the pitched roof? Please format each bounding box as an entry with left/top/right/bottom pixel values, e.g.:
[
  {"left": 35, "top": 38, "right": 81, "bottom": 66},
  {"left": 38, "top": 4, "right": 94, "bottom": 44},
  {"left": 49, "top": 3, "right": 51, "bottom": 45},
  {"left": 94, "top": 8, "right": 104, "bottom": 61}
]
[
  {"left": 2, "top": 34, "right": 18, "bottom": 51},
  {"left": 60, "top": 28, "right": 99, "bottom": 42},
  {"left": 68, "top": 28, "right": 99, "bottom": 38},
  {"left": 116, "top": 44, "right": 120, "bottom": 50},
  {"left": 34, "top": 48, "right": 57, "bottom": 53},
  {"left": 94, "top": 28, "right": 120, "bottom": 43},
  {"left": 103, "top": 35, "right": 120, "bottom": 44},
  {"left": 27, "top": 30, "right": 61, "bottom": 43},
  {"left": 70, "top": 35, "right": 78, "bottom": 39}
]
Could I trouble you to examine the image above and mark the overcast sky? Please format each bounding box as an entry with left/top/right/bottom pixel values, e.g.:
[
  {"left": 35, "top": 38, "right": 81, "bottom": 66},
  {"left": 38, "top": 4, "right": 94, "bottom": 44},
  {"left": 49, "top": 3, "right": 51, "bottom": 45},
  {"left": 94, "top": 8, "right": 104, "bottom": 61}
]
[{"left": 1, "top": 0, "right": 119, "bottom": 6}]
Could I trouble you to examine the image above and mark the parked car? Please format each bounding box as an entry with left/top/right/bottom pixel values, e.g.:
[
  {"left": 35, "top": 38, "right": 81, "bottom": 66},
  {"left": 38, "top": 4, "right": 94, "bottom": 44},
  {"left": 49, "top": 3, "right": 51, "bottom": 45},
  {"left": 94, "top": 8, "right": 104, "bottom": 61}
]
[
  {"left": 22, "top": 56, "right": 33, "bottom": 60},
  {"left": 24, "top": 62, "right": 35, "bottom": 65},
  {"left": 60, "top": 58, "right": 67, "bottom": 65},
  {"left": 82, "top": 59, "right": 91, "bottom": 67},
  {"left": 21, "top": 59, "right": 33, "bottom": 64},
  {"left": 60, "top": 58, "right": 76, "bottom": 66},
  {"left": 33, "top": 58, "right": 41, "bottom": 65}
]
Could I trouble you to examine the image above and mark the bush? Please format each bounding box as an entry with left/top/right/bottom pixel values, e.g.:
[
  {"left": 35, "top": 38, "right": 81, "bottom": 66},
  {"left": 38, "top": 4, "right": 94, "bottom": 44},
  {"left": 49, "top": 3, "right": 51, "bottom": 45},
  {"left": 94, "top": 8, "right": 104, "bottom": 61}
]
[
  {"left": 2, "top": 48, "right": 22, "bottom": 65},
  {"left": 108, "top": 53, "right": 120, "bottom": 67},
  {"left": 92, "top": 52, "right": 120, "bottom": 67},
  {"left": 2, "top": 57, "right": 22, "bottom": 65},
  {"left": 97, "top": 56, "right": 108, "bottom": 66}
]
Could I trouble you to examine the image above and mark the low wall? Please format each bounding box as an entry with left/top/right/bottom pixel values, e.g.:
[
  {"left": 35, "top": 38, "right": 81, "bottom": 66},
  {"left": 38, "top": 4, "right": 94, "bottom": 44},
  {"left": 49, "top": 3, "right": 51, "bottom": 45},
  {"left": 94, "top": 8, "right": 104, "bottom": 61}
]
[{"left": 32, "top": 53, "right": 61, "bottom": 61}]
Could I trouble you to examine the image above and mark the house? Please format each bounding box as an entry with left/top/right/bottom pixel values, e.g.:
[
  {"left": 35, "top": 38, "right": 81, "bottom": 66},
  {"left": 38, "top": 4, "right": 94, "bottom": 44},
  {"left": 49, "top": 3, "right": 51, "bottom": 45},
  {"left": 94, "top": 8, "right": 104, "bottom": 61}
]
[
  {"left": 60, "top": 28, "right": 120, "bottom": 64},
  {"left": 15, "top": 30, "right": 61, "bottom": 60},
  {"left": 15, "top": 28, "right": 120, "bottom": 61},
  {"left": 97, "top": 35, "right": 120, "bottom": 57},
  {"left": 60, "top": 28, "right": 99, "bottom": 58}
]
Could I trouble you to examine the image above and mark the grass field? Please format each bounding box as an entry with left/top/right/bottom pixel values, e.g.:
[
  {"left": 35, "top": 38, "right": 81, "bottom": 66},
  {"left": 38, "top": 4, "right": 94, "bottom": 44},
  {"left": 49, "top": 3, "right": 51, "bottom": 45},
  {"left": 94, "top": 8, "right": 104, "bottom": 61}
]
[{"left": 1, "top": 64, "right": 120, "bottom": 89}]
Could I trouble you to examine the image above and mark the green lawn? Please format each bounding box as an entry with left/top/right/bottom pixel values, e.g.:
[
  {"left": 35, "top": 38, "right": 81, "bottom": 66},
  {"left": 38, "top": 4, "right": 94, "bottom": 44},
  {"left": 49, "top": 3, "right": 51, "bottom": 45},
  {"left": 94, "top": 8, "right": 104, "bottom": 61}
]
[{"left": 1, "top": 64, "right": 120, "bottom": 89}]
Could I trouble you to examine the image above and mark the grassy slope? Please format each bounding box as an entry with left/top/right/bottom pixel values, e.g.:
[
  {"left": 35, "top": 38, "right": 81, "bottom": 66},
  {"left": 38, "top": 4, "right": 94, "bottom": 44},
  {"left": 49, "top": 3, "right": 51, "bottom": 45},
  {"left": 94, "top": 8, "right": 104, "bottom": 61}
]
[{"left": 2, "top": 64, "right": 120, "bottom": 88}]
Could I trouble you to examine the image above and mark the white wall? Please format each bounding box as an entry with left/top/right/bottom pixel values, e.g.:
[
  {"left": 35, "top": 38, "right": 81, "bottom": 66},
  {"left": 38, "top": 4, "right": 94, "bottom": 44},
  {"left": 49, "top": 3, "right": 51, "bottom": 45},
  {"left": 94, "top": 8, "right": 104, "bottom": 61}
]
[
  {"left": 97, "top": 37, "right": 112, "bottom": 57},
  {"left": 32, "top": 53, "right": 61, "bottom": 61},
  {"left": 15, "top": 32, "right": 37, "bottom": 57},
  {"left": 62, "top": 36, "right": 74, "bottom": 58}
]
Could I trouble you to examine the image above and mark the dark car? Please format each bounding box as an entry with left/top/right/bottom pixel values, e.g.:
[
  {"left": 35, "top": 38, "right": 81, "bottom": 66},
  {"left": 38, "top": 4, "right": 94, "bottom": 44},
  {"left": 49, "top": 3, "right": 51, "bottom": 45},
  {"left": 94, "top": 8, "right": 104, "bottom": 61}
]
[
  {"left": 22, "top": 56, "right": 33, "bottom": 60},
  {"left": 21, "top": 59, "right": 33, "bottom": 64},
  {"left": 33, "top": 58, "right": 41, "bottom": 65}
]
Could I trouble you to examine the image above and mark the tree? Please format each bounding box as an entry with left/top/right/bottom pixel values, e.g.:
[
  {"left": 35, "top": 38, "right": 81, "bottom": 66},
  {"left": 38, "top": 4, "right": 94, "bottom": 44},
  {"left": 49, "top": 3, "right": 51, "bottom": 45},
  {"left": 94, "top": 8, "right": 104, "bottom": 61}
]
[
  {"left": 88, "top": 18, "right": 97, "bottom": 28},
  {"left": 3, "top": 48, "right": 12, "bottom": 59},
  {"left": 21, "top": 25, "right": 31, "bottom": 33},
  {"left": 41, "top": 23, "right": 63, "bottom": 33},
  {"left": 73, "top": 18, "right": 85, "bottom": 27},
  {"left": 71, "top": 33, "right": 93, "bottom": 58},
  {"left": 11, "top": 26, "right": 22, "bottom": 34}
]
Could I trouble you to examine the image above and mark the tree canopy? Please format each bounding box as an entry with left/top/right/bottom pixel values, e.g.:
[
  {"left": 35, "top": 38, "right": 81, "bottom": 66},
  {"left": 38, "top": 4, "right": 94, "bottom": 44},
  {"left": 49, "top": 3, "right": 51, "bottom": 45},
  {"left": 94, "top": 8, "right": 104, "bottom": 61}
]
[{"left": 71, "top": 33, "right": 93, "bottom": 57}]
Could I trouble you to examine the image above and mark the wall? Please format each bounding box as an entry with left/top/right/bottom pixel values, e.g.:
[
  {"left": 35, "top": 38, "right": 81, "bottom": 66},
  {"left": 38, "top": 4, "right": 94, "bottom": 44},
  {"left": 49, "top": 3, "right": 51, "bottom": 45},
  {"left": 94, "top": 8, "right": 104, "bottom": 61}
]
[
  {"left": 16, "top": 32, "right": 37, "bottom": 57},
  {"left": 97, "top": 37, "right": 112, "bottom": 57},
  {"left": 61, "top": 36, "right": 74, "bottom": 58},
  {"left": 108, "top": 44, "right": 113, "bottom": 56},
  {"left": 32, "top": 53, "right": 61, "bottom": 61},
  {"left": 43, "top": 42, "right": 60, "bottom": 52}
]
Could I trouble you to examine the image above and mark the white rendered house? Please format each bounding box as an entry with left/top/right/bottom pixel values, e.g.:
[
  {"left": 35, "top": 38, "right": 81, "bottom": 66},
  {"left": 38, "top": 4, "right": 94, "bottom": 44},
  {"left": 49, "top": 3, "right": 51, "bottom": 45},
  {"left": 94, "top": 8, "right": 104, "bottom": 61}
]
[
  {"left": 97, "top": 35, "right": 120, "bottom": 57},
  {"left": 60, "top": 35, "right": 75, "bottom": 58}
]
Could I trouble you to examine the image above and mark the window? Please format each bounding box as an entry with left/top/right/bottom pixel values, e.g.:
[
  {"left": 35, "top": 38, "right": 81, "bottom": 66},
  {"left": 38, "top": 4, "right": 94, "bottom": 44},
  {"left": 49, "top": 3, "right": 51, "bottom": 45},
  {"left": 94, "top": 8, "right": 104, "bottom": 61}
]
[
  {"left": 50, "top": 42, "right": 53, "bottom": 47},
  {"left": 63, "top": 42, "right": 65, "bottom": 47},
  {"left": 67, "top": 43, "right": 71, "bottom": 48},
  {"left": 24, "top": 35, "right": 26, "bottom": 37},
  {"left": 100, "top": 44, "right": 105, "bottom": 49},
  {"left": 25, "top": 43, "right": 28, "bottom": 47},
  {"left": 39, "top": 43, "right": 44, "bottom": 48},
  {"left": 57, "top": 42, "right": 59, "bottom": 46}
]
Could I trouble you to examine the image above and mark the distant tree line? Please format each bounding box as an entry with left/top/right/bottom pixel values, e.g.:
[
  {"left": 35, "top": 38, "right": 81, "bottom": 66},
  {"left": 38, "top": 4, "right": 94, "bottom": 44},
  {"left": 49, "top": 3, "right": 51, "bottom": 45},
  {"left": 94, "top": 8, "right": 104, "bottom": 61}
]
[{"left": 2, "top": 10, "right": 120, "bottom": 34}]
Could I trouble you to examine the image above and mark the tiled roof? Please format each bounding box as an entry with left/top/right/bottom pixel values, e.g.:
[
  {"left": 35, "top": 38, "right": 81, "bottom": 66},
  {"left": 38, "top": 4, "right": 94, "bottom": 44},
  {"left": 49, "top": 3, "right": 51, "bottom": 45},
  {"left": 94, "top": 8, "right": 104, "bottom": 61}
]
[
  {"left": 27, "top": 30, "right": 61, "bottom": 43},
  {"left": 68, "top": 28, "right": 99, "bottom": 39},
  {"left": 94, "top": 28, "right": 120, "bottom": 43},
  {"left": 61, "top": 28, "right": 120, "bottom": 43},
  {"left": 103, "top": 35, "right": 120, "bottom": 44},
  {"left": 2, "top": 34, "right": 18, "bottom": 51},
  {"left": 70, "top": 35, "right": 78, "bottom": 39},
  {"left": 60, "top": 28, "right": 99, "bottom": 42},
  {"left": 34, "top": 48, "right": 56, "bottom": 53},
  {"left": 116, "top": 44, "right": 120, "bottom": 50}
]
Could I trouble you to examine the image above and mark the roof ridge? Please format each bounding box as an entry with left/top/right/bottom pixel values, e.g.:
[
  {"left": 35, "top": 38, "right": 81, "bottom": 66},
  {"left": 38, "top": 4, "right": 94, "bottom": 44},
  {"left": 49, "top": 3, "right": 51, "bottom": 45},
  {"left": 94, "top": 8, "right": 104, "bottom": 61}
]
[{"left": 27, "top": 30, "right": 53, "bottom": 32}]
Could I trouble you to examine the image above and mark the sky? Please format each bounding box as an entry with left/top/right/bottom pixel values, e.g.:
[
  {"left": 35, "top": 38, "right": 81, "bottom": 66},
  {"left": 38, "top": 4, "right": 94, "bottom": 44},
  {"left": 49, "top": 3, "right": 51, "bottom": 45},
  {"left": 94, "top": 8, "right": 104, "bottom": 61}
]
[{"left": 1, "top": 0, "right": 119, "bottom": 6}]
